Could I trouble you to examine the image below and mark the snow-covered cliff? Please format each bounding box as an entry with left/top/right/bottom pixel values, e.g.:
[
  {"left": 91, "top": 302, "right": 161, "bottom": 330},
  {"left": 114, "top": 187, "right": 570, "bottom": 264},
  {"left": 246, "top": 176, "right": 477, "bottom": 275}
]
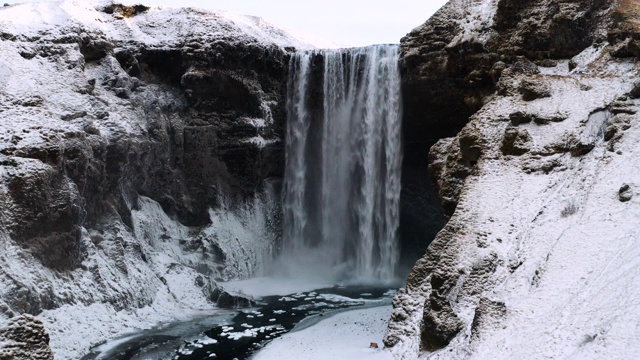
[
  {"left": 0, "top": 1, "right": 318, "bottom": 358},
  {"left": 386, "top": 0, "right": 640, "bottom": 359}
]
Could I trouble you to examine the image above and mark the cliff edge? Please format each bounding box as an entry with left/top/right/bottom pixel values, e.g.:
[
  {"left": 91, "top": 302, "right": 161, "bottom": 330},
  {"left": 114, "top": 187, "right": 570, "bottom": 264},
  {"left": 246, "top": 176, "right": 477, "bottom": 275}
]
[{"left": 386, "top": 1, "right": 640, "bottom": 359}]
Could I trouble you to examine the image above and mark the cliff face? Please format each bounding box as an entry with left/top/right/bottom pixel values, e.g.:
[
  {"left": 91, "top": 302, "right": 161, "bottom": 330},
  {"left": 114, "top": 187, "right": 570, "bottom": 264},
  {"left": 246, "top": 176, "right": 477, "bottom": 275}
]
[
  {"left": 0, "top": 1, "right": 310, "bottom": 357},
  {"left": 387, "top": 0, "right": 640, "bottom": 358}
]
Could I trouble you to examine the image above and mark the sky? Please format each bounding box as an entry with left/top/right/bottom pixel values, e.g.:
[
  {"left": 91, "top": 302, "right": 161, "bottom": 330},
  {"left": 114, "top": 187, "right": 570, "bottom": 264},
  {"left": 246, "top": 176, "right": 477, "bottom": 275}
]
[{"left": 5, "top": 0, "right": 449, "bottom": 46}]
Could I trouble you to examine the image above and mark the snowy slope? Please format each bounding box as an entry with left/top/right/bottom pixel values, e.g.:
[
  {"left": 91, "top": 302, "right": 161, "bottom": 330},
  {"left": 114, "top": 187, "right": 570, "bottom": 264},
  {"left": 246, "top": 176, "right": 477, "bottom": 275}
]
[
  {"left": 0, "top": 0, "right": 327, "bottom": 49},
  {"left": 255, "top": 306, "right": 394, "bottom": 360},
  {"left": 387, "top": 29, "right": 640, "bottom": 360}
]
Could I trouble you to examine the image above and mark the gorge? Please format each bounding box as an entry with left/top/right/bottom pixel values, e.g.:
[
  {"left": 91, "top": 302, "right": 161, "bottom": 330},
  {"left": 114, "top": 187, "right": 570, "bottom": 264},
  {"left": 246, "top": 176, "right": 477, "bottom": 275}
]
[{"left": 2, "top": 0, "right": 640, "bottom": 359}]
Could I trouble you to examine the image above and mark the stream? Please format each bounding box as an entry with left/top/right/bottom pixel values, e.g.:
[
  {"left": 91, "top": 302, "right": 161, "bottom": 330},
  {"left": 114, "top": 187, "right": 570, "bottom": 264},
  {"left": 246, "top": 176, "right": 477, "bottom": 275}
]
[{"left": 81, "top": 285, "right": 396, "bottom": 360}]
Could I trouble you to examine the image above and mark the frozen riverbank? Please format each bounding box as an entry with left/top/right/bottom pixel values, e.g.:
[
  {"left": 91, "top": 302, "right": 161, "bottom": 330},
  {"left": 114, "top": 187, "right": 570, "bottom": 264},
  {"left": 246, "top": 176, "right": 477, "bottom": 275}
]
[
  {"left": 80, "top": 282, "right": 396, "bottom": 359},
  {"left": 253, "top": 305, "right": 394, "bottom": 360}
]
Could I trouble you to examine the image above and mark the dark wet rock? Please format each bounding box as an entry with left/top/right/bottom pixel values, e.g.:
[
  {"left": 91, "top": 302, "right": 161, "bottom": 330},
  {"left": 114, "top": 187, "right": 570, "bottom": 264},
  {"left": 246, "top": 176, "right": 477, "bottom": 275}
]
[
  {"left": 610, "top": 99, "right": 637, "bottom": 115},
  {"left": 538, "top": 59, "right": 557, "bottom": 67},
  {"left": 521, "top": 155, "right": 566, "bottom": 175},
  {"left": 619, "top": 184, "right": 633, "bottom": 202},
  {"left": 605, "top": 114, "right": 632, "bottom": 151},
  {"left": 509, "top": 110, "right": 567, "bottom": 126},
  {"left": 511, "top": 56, "right": 540, "bottom": 75},
  {"left": 399, "top": 142, "right": 447, "bottom": 268},
  {"left": 459, "top": 125, "right": 485, "bottom": 163},
  {"left": 490, "top": 61, "right": 508, "bottom": 83},
  {"left": 5, "top": 163, "right": 84, "bottom": 270},
  {"left": 0, "top": 3, "right": 292, "bottom": 342},
  {"left": 629, "top": 80, "right": 640, "bottom": 98},
  {"left": 79, "top": 35, "right": 112, "bottom": 62},
  {"left": 400, "top": 0, "right": 610, "bottom": 147},
  {"left": 570, "top": 139, "right": 596, "bottom": 157},
  {"left": 509, "top": 111, "right": 532, "bottom": 125},
  {"left": 429, "top": 137, "right": 473, "bottom": 216},
  {"left": 609, "top": 0, "right": 640, "bottom": 58},
  {"left": 533, "top": 113, "right": 568, "bottom": 125},
  {"left": 210, "top": 288, "right": 254, "bottom": 309},
  {"left": 510, "top": 111, "right": 567, "bottom": 126}
]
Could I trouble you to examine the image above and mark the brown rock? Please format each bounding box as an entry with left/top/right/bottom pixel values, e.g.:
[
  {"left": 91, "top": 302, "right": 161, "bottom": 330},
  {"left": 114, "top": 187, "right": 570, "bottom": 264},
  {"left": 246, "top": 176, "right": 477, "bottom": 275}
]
[
  {"left": 520, "top": 78, "right": 551, "bottom": 101},
  {"left": 0, "top": 315, "right": 54, "bottom": 360},
  {"left": 502, "top": 127, "right": 532, "bottom": 156}
]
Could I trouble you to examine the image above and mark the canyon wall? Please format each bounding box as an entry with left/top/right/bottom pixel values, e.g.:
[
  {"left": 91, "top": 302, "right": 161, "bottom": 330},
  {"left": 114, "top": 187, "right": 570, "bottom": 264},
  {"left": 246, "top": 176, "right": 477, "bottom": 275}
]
[
  {"left": 386, "top": 0, "right": 640, "bottom": 359},
  {"left": 0, "top": 2, "right": 307, "bottom": 357}
]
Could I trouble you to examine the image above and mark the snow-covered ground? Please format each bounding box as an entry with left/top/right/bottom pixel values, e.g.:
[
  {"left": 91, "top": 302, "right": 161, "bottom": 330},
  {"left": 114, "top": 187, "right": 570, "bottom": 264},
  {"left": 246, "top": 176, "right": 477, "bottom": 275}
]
[
  {"left": 254, "top": 305, "right": 394, "bottom": 360},
  {"left": 0, "top": 0, "right": 332, "bottom": 50}
]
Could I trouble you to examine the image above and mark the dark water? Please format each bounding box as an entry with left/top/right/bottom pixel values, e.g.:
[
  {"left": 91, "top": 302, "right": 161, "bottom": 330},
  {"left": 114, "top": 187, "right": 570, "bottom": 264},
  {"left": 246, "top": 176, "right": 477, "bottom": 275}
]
[{"left": 82, "top": 285, "right": 395, "bottom": 360}]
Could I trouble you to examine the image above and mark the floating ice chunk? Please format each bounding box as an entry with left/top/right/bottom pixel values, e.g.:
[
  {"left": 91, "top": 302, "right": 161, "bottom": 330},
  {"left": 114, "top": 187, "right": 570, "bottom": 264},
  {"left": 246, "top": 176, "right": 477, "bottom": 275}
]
[
  {"left": 383, "top": 290, "right": 396, "bottom": 296},
  {"left": 199, "top": 337, "right": 218, "bottom": 345}
]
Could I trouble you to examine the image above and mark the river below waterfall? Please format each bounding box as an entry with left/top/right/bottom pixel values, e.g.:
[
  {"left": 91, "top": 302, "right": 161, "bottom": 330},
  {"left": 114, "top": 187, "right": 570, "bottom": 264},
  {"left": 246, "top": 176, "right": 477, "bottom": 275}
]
[{"left": 80, "top": 284, "right": 396, "bottom": 360}]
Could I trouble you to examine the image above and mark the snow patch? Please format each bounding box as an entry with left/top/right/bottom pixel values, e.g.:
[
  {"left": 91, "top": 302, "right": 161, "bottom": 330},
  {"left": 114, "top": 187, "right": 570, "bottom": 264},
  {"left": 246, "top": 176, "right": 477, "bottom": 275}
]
[
  {"left": 448, "top": 0, "right": 499, "bottom": 47},
  {"left": 254, "top": 306, "right": 394, "bottom": 360}
]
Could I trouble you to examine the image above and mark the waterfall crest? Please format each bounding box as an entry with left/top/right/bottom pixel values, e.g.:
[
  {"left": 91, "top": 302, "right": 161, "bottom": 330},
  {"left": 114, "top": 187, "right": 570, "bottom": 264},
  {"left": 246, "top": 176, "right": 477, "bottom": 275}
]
[{"left": 281, "top": 45, "right": 402, "bottom": 281}]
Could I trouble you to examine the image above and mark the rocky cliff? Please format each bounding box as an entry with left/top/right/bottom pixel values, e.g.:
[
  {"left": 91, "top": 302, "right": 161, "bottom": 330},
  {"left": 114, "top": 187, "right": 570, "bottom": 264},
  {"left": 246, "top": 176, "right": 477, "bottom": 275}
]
[
  {"left": 386, "top": 0, "right": 640, "bottom": 359},
  {"left": 0, "top": 1, "right": 313, "bottom": 357}
]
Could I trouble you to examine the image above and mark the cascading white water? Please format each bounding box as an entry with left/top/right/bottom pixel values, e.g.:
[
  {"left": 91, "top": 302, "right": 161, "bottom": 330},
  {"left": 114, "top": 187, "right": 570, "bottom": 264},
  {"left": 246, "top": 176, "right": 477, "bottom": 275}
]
[{"left": 281, "top": 44, "right": 402, "bottom": 281}]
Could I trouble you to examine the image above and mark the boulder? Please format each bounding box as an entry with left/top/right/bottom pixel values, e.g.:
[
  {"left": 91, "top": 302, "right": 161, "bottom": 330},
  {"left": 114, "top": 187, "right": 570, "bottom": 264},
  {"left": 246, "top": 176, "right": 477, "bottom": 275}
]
[{"left": 0, "top": 315, "right": 54, "bottom": 360}]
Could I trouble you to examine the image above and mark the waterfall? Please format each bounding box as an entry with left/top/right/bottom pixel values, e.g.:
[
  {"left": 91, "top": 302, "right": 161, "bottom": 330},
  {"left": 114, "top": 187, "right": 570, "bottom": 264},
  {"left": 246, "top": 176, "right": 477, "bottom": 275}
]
[{"left": 281, "top": 45, "right": 402, "bottom": 281}]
